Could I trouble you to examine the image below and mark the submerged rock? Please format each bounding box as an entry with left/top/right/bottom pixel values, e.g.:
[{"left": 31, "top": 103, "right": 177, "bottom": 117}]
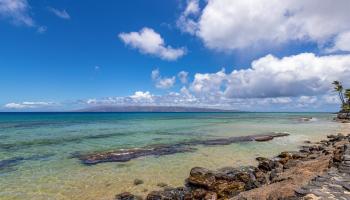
[
  {"left": 76, "top": 133, "right": 290, "bottom": 165},
  {"left": 133, "top": 179, "right": 144, "bottom": 185},
  {"left": 157, "top": 182, "right": 168, "bottom": 188},
  {"left": 0, "top": 157, "right": 24, "bottom": 169},
  {"left": 254, "top": 136, "right": 274, "bottom": 142},
  {"left": 77, "top": 145, "right": 196, "bottom": 165}
]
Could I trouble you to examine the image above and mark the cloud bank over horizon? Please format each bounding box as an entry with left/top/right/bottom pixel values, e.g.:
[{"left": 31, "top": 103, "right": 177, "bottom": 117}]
[{"left": 4, "top": 52, "right": 348, "bottom": 112}]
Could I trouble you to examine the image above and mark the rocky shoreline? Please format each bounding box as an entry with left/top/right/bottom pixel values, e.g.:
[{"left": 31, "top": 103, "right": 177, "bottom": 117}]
[{"left": 115, "top": 133, "right": 350, "bottom": 200}]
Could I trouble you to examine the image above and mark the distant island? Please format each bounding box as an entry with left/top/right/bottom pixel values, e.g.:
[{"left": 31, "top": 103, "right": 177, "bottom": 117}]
[{"left": 76, "top": 105, "right": 239, "bottom": 112}]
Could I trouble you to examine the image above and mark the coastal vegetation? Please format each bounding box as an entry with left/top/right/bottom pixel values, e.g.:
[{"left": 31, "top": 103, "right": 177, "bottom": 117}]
[{"left": 333, "top": 81, "right": 350, "bottom": 119}]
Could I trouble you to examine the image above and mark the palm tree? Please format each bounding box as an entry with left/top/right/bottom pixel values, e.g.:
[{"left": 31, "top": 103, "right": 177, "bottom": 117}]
[
  {"left": 332, "top": 81, "right": 345, "bottom": 105},
  {"left": 344, "top": 89, "right": 350, "bottom": 111}
]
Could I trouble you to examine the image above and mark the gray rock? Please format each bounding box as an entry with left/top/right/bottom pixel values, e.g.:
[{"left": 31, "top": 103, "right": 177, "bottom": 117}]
[{"left": 134, "top": 179, "right": 144, "bottom": 185}]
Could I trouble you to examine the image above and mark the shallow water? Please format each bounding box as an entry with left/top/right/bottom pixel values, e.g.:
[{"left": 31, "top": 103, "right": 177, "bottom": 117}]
[{"left": 0, "top": 112, "right": 343, "bottom": 199}]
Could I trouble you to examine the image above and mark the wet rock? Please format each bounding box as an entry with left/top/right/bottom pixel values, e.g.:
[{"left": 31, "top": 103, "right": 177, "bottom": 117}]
[
  {"left": 146, "top": 187, "right": 188, "bottom": 200},
  {"left": 191, "top": 188, "right": 207, "bottom": 199},
  {"left": 133, "top": 179, "right": 144, "bottom": 185},
  {"left": 283, "top": 160, "right": 299, "bottom": 169},
  {"left": 78, "top": 145, "right": 196, "bottom": 165},
  {"left": 336, "top": 112, "right": 350, "bottom": 120},
  {"left": 256, "top": 157, "right": 269, "bottom": 162},
  {"left": 253, "top": 168, "right": 268, "bottom": 184},
  {"left": 212, "top": 180, "right": 245, "bottom": 198},
  {"left": 187, "top": 167, "right": 216, "bottom": 188},
  {"left": 157, "top": 182, "right": 168, "bottom": 188},
  {"left": 204, "top": 192, "right": 217, "bottom": 200},
  {"left": 115, "top": 192, "right": 140, "bottom": 200},
  {"left": 258, "top": 160, "right": 272, "bottom": 172},
  {"left": 258, "top": 159, "right": 282, "bottom": 172},
  {"left": 254, "top": 136, "right": 274, "bottom": 142}
]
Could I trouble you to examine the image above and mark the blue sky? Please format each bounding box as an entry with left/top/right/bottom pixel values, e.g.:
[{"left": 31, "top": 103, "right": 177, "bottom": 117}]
[{"left": 1, "top": 0, "right": 350, "bottom": 111}]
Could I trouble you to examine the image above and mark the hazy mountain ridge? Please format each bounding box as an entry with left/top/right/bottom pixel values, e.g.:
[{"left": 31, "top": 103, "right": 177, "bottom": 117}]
[{"left": 77, "top": 106, "right": 239, "bottom": 112}]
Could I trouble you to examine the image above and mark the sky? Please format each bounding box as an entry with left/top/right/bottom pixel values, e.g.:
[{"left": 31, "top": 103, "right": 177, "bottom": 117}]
[{"left": 1, "top": 0, "right": 350, "bottom": 112}]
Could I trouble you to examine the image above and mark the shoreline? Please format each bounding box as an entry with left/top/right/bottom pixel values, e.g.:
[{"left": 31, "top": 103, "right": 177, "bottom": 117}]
[{"left": 116, "top": 128, "right": 350, "bottom": 200}]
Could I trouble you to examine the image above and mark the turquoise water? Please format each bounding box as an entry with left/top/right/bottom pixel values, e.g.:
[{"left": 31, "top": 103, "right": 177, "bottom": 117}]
[{"left": 0, "top": 112, "right": 345, "bottom": 199}]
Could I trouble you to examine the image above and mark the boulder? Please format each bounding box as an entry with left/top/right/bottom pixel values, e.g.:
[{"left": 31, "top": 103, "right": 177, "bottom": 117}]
[
  {"left": 204, "top": 192, "right": 218, "bottom": 200},
  {"left": 191, "top": 188, "right": 207, "bottom": 199},
  {"left": 212, "top": 180, "right": 245, "bottom": 198},
  {"left": 146, "top": 187, "right": 188, "bottom": 200},
  {"left": 187, "top": 167, "right": 216, "bottom": 188},
  {"left": 256, "top": 157, "right": 269, "bottom": 162}
]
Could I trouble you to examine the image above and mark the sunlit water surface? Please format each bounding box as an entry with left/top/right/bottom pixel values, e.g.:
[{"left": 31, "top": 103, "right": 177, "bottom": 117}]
[{"left": 0, "top": 112, "right": 346, "bottom": 200}]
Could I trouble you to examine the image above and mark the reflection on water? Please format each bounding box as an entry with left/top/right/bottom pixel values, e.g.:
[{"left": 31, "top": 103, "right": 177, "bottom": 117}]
[{"left": 0, "top": 112, "right": 343, "bottom": 200}]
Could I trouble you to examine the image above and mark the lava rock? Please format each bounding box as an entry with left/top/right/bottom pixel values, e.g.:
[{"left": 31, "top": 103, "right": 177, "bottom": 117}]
[
  {"left": 187, "top": 167, "right": 216, "bottom": 188},
  {"left": 115, "top": 192, "right": 140, "bottom": 200}
]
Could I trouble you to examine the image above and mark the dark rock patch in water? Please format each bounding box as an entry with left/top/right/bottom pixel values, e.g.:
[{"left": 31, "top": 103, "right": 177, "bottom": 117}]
[
  {"left": 77, "top": 145, "right": 196, "bottom": 165},
  {"left": 0, "top": 132, "right": 124, "bottom": 151},
  {"left": 0, "top": 157, "right": 24, "bottom": 173},
  {"left": 76, "top": 133, "right": 289, "bottom": 165},
  {"left": 0, "top": 153, "right": 55, "bottom": 173}
]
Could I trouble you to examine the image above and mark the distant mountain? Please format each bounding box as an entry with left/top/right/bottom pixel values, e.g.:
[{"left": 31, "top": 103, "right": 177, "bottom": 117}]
[{"left": 76, "top": 106, "right": 239, "bottom": 112}]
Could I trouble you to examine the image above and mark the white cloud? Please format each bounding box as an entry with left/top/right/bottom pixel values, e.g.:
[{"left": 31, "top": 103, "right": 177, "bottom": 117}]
[
  {"left": 119, "top": 27, "right": 186, "bottom": 60},
  {"left": 4, "top": 101, "right": 56, "bottom": 109},
  {"left": 48, "top": 7, "right": 70, "bottom": 19},
  {"left": 0, "top": 0, "right": 34, "bottom": 26},
  {"left": 178, "top": 71, "right": 189, "bottom": 84},
  {"left": 190, "top": 53, "right": 350, "bottom": 99},
  {"left": 0, "top": 0, "right": 47, "bottom": 32},
  {"left": 191, "top": 69, "right": 227, "bottom": 95},
  {"left": 151, "top": 69, "right": 176, "bottom": 89},
  {"left": 130, "top": 91, "right": 153, "bottom": 101},
  {"left": 177, "top": 0, "right": 200, "bottom": 34},
  {"left": 179, "top": 0, "right": 350, "bottom": 51}
]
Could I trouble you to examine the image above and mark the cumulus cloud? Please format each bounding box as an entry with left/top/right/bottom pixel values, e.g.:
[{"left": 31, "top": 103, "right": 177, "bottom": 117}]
[
  {"left": 48, "top": 7, "right": 70, "bottom": 19},
  {"left": 151, "top": 69, "right": 176, "bottom": 89},
  {"left": 190, "top": 53, "right": 350, "bottom": 99},
  {"left": 119, "top": 27, "right": 186, "bottom": 60},
  {"left": 178, "top": 71, "right": 189, "bottom": 84},
  {"left": 178, "top": 0, "right": 350, "bottom": 51},
  {"left": 130, "top": 91, "right": 153, "bottom": 101},
  {"left": 4, "top": 101, "right": 56, "bottom": 109}
]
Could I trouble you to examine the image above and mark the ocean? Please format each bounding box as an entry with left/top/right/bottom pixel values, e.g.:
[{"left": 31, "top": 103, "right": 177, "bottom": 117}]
[{"left": 0, "top": 112, "right": 344, "bottom": 199}]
